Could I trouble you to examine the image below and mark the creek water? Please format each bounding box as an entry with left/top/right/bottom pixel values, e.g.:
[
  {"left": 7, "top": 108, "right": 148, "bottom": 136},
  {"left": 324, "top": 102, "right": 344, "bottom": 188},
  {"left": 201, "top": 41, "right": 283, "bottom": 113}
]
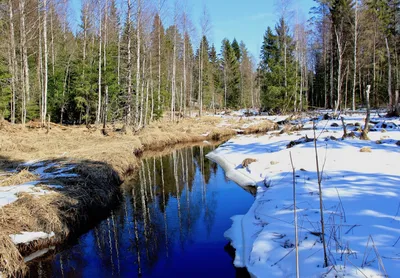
[{"left": 28, "top": 145, "right": 254, "bottom": 277}]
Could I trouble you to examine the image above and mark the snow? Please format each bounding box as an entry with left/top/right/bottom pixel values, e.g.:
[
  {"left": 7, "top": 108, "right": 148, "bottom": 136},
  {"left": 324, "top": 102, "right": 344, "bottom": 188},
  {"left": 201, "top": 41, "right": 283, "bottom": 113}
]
[
  {"left": 0, "top": 182, "right": 51, "bottom": 207},
  {"left": 10, "top": 231, "right": 55, "bottom": 245},
  {"left": 23, "top": 246, "right": 55, "bottom": 263},
  {"left": 207, "top": 113, "right": 400, "bottom": 277},
  {"left": 0, "top": 162, "right": 76, "bottom": 208}
]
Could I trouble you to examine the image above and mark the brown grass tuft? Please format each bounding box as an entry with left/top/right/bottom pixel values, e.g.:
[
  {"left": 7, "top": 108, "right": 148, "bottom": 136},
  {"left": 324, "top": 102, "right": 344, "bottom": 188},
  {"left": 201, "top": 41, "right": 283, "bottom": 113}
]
[
  {"left": 0, "top": 170, "right": 38, "bottom": 187},
  {"left": 360, "top": 146, "right": 372, "bottom": 153}
]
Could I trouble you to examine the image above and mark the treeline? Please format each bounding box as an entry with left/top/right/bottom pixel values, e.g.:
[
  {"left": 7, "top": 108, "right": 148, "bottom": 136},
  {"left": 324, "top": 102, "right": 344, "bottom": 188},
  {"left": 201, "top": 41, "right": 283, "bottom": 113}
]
[
  {"left": 0, "top": 0, "right": 259, "bottom": 127},
  {"left": 0, "top": 0, "right": 399, "bottom": 127},
  {"left": 309, "top": 0, "right": 399, "bottom": 112},
  {"left": 258, "top": 0, "right": 399, "bottom": 113}
]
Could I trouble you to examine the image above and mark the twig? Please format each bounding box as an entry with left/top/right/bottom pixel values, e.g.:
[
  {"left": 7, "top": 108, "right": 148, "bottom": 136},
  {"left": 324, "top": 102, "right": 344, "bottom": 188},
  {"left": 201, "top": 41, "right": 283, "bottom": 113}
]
[
  {"left": 313, "top": 121, "right": 328, "bottom": 267},
  {"left": 345, "top": 224, "right": 360, "bottom": 235},
  {"left": 393, "top": 236, "right": 400, "bottom": 247},
  {"left": 335, "top": 187, "right": 347, "bottom": 223},
  {"left": 289, "top": 152, "right": 300, "bottom": 278},
  {"left": 346, "top": 257, "right": 369, "bottom": 278},
  {"left": 271, "top": 247, "right": 295, "bottom": 266},
  {"left": 370, "top": 236, "right": 388, "bottom": 277}
]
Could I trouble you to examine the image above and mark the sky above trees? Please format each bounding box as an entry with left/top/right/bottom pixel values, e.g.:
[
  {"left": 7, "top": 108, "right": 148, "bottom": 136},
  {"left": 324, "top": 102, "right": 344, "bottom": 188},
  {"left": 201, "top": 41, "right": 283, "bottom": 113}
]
[{"left": 67, "top": 0, "right": 315, "bottom": 61}]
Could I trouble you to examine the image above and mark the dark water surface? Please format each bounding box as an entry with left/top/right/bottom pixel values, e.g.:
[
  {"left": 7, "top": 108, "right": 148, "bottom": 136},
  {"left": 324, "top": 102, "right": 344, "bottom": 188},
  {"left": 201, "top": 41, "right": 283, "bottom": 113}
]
[{"left": 28, "top": 146, "right": 254, "bottom": 277}]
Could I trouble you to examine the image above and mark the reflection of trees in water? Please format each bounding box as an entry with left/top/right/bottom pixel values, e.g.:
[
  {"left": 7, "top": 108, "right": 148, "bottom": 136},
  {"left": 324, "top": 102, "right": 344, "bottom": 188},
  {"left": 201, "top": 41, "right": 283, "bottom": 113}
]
[
  {"left": 28, "top": 146, "right": 220, "bottom": 277},
  {"left": 126, "top": 145, "right": 220, "bottom": 273}
]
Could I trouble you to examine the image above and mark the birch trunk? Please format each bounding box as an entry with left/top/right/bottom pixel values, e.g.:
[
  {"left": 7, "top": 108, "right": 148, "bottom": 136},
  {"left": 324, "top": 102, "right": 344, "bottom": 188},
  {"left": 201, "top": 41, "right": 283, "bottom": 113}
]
[
  {"left": 96, "top": 0, "right": 102, "bottom": 124},
  {"left": 8, "top": 0, "right": 17, "bottom": 124},
  {"left": 334, "top": 28, "right": 342, "bottom": 116},
  {"left": 157, "top": 0, "right": 161, "bottom": 113},
  {"left": 135, "top": 0, "right": 141, "bottom": 128},
  {"left": 19, "top": 0, "right": 29, "bottom": 125},
  {"left": 126, "top": 0, "right": 132, "bottom": 125},
  {"left": 352, "top": 0, "right": 358, "bottom": 111},
  {"left": 43, "top": 0, "right": 49, "bottom": 125},
  {"left": 171, "top": 25, "right": 177, "bottom": 122},
  {"left": 385, "top": 37, "right": 392, "bottom": 110}
]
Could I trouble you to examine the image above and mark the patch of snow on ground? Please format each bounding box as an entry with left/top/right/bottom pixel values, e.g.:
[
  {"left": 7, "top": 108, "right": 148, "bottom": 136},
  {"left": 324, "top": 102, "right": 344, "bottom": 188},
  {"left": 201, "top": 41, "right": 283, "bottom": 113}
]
[
  {"left": 10, "top": 231, "right": 55, "bottom": 245},
  {"left": 0, "top": 162, "right": 75, "bottom": 207},
  {"left": 23, "top": 246, "right": 55, "bottom": 263},
  {"left": 208, "top": 113, "right": 400, "bottom": 277}
]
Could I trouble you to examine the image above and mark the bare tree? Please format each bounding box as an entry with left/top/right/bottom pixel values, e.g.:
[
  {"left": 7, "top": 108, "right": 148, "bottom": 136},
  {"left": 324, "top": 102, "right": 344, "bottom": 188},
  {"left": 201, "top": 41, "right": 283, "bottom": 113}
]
[
  {"left": 19, "top": 0, "right": 29, "bottom": 125},
  {"left": 42, "top": 0, "right": 49, "bottom": 126},
  {"left": 8, "top": 0, "right": 17, "bottom": 124},
  {"left": 135, "top": 0, "right": 141, "bottom": 128},
  {"left": 352, "top": 0, "right": 358, "bottom": 111},
  {"left": 170, "top": 4, "right": 177, "bottom": 122},
  {"left": 334, "top": 27, "right": 345, "bottom": 116},
  {"left": 385, "top": 37, "right": 392, "bottom": 110},
  {"left": 126, "top": 0, "right": 133, "bottom": 126},
  {"left": 96, "top": 0, "right": 103, "bottom": 124}
]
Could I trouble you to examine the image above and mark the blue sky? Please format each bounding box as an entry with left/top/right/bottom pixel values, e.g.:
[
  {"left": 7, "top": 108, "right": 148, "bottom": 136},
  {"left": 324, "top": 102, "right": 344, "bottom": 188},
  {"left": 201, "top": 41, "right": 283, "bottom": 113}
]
[
  {"left": 184, "top": 0, "right": 316, "bottom": 61},
  {"left": 68, "top": 0, "right": 316, "bottom": 62}
]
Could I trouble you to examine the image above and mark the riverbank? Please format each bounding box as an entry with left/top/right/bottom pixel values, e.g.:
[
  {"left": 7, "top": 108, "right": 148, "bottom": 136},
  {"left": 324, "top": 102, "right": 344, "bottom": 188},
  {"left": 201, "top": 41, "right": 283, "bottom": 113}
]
[
  {"left": 0, "top": 116, "right": 277, "bottom": 276},
  {"left": 207, "top": 113, "right": 400, "bottom": 277}
]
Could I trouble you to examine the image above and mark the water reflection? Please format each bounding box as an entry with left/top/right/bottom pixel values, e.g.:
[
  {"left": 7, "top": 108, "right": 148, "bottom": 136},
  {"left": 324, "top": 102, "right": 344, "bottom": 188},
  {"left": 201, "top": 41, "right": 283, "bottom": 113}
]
[{"left": 28, "top": 146, "right": 254, "bottom": 277}]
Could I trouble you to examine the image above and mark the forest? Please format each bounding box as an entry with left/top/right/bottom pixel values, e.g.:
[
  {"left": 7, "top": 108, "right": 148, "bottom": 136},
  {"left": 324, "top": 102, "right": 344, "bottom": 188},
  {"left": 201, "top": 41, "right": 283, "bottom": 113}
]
[{"left": 0, "top": 0, "right": 399, "bottom": 129}]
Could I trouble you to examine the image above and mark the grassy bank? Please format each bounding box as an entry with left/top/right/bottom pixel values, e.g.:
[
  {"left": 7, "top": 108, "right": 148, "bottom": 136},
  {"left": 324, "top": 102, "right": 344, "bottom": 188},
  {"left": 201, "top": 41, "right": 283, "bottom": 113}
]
[{"left": 0, "top": 116, "right": 277, "bottom": 276}]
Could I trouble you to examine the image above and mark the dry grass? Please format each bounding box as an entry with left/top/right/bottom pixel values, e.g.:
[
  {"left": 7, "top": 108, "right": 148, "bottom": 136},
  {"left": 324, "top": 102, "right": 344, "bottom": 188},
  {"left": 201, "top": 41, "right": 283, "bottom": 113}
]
[
  {"left": 0, "top": 115, "right": 277, "bottom": 275},
  {"left": 360, "top": 146, "right": 372, "bottom": 153},
  {"left": 0, "top": 170, "right": 38, "bottom": 187}
]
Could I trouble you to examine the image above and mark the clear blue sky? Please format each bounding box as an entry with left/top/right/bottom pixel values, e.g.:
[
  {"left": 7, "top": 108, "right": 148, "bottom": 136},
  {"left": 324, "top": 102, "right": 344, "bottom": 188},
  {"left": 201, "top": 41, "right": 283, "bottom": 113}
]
[
  {"left": 184, "top": 0, "right": 315, "bottom": 61},
  {"left": 69, "top": 0, "right": 316, "bottom": 62}
]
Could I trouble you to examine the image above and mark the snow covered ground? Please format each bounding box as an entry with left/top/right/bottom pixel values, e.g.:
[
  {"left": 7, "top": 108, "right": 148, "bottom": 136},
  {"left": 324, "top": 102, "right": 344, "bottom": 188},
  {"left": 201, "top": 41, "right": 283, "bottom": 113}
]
[{"left": 207, "top": 113, "right": 400, "bottom": 277}]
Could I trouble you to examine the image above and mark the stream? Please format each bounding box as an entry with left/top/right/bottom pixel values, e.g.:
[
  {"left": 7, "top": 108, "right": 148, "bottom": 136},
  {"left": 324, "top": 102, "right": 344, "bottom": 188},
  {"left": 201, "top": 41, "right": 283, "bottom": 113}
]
[{"left": 27, "top": 145, "right": 254, "bottom": 277}]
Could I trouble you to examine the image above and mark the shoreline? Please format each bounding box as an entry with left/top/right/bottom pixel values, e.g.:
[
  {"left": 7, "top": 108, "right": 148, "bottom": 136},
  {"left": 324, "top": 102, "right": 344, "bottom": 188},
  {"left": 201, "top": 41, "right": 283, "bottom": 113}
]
[{"left": 0, "top": 116, "right": 277, "bottom": 276}]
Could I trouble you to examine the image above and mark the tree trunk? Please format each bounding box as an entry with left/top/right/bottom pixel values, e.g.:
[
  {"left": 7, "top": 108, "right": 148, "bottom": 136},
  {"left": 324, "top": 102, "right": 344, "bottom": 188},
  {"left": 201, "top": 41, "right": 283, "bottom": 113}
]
[
  {"left": 198, "top": 40, "right": 203, "bottom": 117},
  {"left": 103, "top": 0, "right": 108, "bottom": 123},
  {"left": 103, "top": 85, "right": 108, "bottom": 132},
  {"left": 385, "top": 37, "right": 392, "bottom": 110},
  {"left": 352, "top": 0, "right": 358, "bottom": 111},
  {"left": 171, "top": 24, "right": 177, "bottom": 122},
  {"left": 126, "top": 0, "right": 132, "bottom": 126},
  {"left": 19, "top": 0, "right": 29, "bottom": 125},
  {"left": 334, "top": 28, "right": 342, "bottom": 116},
  {"left": 43, "top": 0, "right": 49, "bottom": 126},
  {"left": 329, "top": 32, "right": 334, "bottom": 109},
  {"left": 50, "top": 7, "right": 55, "bottom": 77},
  {"left": 345, "top": 62, "right": 349, "bottom": 112},
  {"left": 361, "top": 85, "right": 371, "bottom": 140},
  {"left": 8, "top": 0, "right": 17, "bottom": 124},
  {"left": 183, "top": 32, "right": 187, "bottom": 116},
  {"left": 157, "top": 1, "right": 162, "bottom": 114},
  {"left": 373, "top": 27, "right": 377, "bottom": 107},
  {"left": 135, "top": 0, "right": 141, "bottom": 128},
  {"left": 96, "top": 0, "right": 102, "bottom": 124}
]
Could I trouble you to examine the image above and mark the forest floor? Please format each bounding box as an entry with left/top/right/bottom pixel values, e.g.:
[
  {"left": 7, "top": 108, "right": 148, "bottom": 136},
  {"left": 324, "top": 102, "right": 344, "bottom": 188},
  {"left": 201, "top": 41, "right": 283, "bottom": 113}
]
[
  {"left": 207, "top": 111, "right": 400, "bottom": 277},
  {"left": 0, "top": 115, "right": 277, "bottom": 276}
]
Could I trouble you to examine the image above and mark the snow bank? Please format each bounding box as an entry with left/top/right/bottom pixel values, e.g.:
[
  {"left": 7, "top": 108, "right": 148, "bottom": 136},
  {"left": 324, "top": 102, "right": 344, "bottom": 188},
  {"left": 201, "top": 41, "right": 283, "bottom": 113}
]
[
  {"left": 208, "top": 114, "right": 400, "bottom": 277},
  {"left": 10, "top": 231, "right": 55, "bottom": 245}
]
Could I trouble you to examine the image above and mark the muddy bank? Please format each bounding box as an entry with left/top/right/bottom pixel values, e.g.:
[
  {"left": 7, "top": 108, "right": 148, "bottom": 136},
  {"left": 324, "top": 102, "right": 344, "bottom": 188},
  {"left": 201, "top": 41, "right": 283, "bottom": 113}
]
[{"left": 0, "top": 117, "right": 277, "bottom": 276}]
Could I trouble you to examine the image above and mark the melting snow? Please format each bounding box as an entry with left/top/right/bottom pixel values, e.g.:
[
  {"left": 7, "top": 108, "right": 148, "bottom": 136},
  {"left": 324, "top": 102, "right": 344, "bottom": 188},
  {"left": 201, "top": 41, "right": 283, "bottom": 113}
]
[
  {"left": 207, "top": 112, "right": 400, "bottom": 277},
  {"left": 0, "top": 162, "right": 75, "bottom": 208},
  {"left": 10, "top": 231, "right": 55, "bottom": 245}
]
